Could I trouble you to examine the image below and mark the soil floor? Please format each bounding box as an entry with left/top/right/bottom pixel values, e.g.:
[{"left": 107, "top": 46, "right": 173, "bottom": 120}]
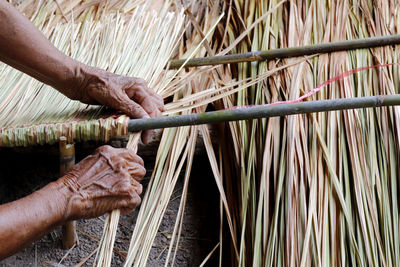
[{"left": 0, "top": 140, "right": 220, "bottom": 266}]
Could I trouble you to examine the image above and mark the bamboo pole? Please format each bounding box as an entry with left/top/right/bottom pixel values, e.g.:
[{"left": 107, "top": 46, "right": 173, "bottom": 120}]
[
  {"left": 128, "top": 94, "right": 400, "bottom": 131},
  {"left": 59, "top": 136, "right": 78, "bottom": 249},
  {"left": 168, "top": 35, "right": 400, "bottom": 68}
]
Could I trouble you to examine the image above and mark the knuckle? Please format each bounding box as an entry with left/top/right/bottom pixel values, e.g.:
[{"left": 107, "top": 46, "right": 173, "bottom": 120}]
[
  {"left": 124, "top": 148, "right": 139, "bottom": 160},
  {"left": 132, "top": 78, "right": 148, "bottom": 90},
  {"left": 130, "top": 102, "right": 145, "bottom": 114},
  {"left": 121, "top": 169, "right": 132, "bottom": 180},
  {"left": 126, "top": 186, "right": 136, "bottom": 198},
  {"left": 96, "top": 145, "right": 113, "bottom": 153},
  {"left": 121, "top": 148, "right": 131, "bottom": 154},
  {"left": 122, "top": 98, "right": 148, "bottom": 119},
  {"left": 121, "top": 184, "right": 133, "bottom": 195},
  {"left": 135, "top": 78, "right": 147, "bottom": 85}
]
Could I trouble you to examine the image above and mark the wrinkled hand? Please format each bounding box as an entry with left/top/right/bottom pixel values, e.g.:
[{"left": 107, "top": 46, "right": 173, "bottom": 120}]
[
  {"left": 65, "top": 64, "right": 165, "bottom": 144},
  {"left": 56, "top": 145, "right": 145, "bottom": 221}
]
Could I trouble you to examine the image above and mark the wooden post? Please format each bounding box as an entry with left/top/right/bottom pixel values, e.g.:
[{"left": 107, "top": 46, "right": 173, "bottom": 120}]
[{"left": 59, "top": 136, "right": 78, "bottom": 249}]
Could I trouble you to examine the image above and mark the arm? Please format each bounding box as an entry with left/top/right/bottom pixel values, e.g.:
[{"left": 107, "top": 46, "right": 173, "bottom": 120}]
[
  {"left": 0, "top": 146, "right": 145, "bottom": 260},
  {"left": 0, "top": 0, "right": 164, "bottom": 143}
]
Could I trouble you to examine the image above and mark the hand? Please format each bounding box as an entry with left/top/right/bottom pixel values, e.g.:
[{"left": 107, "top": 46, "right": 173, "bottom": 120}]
[
  {"left": 56, "top": 145, "right": 146, "bottom": 220},
  {"left": 64, "top": 64, "right": 165, "bottom": 144}
]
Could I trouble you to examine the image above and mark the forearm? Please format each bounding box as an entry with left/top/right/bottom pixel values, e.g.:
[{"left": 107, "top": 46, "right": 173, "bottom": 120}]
[
  {"left": 0, "top": 182, "right": 68, "bottom": 260},
  {"left": 0, "top": 0, "right": 82, "bottom": 97}
]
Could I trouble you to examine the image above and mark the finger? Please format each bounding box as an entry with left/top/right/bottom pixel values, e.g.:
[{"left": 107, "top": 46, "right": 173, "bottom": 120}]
[
  {"left": 111, "top": 178, "right": 134, "bottom": 195},
  {"left": 127, "top": 88, "right": 161, "bottom": 118},
  {"left": 95, "top": 145, "right": 114, "bottom": 153},
  {"left": 126, "top": 164, "right": 146, "bottom": 180},
  {"left": 120, "top": 207, "right": 135, "bottom": 215},
  {"left": 125, "top": 152, "right": 144, "bottom": 166},
  {"left": 125, "top": 81, "right": 149, "bottom": 102},
  {"left": 118, "top": 94, "right": 150, "bottom": 119},
  {"left": 140, "top": 99, "right": 161, "bottom": 118},
  {"left": 144, "top": 89, "right": 165, "bottom": 112},
  {"left": 113, "top": 148, "right": 144, "bottom": 166},
  {"left": 125, "top": 190, "right": 142, "bottom": 209},
  {"left": 111, "top": 171, "right": 143, "bottom": 193},
  {"left": 158, "top": 103, "right": 166, "bottom": 112},
  {"left": 132, "top": 153, "right": 144, "bottom": 166},
  {"left": 122, "top": 88, "right": 157, "bottom": 144},
  {"left": 125, "top": 81, "right": 165, "bottom": 115},
  {"left": 148, "top": 107, "right": 162, "bottom": 118},
  {"left": 120, "top": 188, "right": 142, "bottom": 214},
  {"left": 132, "top": 180, "right": 143, "bottom": 195},
  {"left": 149, "top": 92, "right": 165, "bottom": 110},
  {"left": 141, "top": 129, "right": 154, "bottom": 145},
  {"left": 114, "top": 193, "right": 141, "bottom": 213},
  {"left": 125, "top": 82, "right": 162, "bottom": 108}
]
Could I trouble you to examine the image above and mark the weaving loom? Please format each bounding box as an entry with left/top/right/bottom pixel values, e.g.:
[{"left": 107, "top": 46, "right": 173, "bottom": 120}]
[
  {"left": 0, "top": 0, "right": 183, "bottom": 147},
  {"left": 1, "top": 1, "right": 190, "bottom": 266}
]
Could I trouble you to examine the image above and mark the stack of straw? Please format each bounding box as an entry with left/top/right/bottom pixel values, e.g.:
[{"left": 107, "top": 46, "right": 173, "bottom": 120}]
[
  {"left": 0, "top": 0, "right": 183, "bottom": 147},
  {"left": 199, "top": 0, "right": 400, "bottom": 266},
  {"left": 4, "top": 0, "right": 400, "bottom": 266}
]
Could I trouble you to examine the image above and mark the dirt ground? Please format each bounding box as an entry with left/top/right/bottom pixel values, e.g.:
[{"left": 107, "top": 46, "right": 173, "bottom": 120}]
[{"left": 0, "top": 140, "right": 220, "bottom": 266}]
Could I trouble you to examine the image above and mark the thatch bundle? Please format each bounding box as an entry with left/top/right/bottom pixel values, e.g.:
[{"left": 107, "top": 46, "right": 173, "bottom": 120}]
[
  {"left": 0, "top": 0, "right": 183, "bottom": 147},
  {"left": 3, "top": 0, "right": 400, "bottom": 266},
  {"left": 209, "top": 0, "right": 400, "bottom": 266}
]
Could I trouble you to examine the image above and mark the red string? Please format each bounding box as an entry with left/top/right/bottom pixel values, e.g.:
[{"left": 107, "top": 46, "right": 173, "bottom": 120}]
[{"left": 230, "top": 62, "right": 400, "bottom": 109}]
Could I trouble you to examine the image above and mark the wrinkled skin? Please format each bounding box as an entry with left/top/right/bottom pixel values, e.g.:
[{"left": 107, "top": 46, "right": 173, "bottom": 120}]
[
  {"left": 0, "top": 0, "right": 161, "bottom": 260},
  {"left": 68, "top": 65, "right": 165, "bottom": 143},
  {"left": 60, "top": 146, "right": 146, "bottom": 220}
]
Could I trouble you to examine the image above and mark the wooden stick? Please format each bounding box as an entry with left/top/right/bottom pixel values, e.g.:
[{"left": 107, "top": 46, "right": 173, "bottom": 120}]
[
  {"left": 168, "top": 35, "right": 400, "bottom": 68},
  {"left": 59, "top": 136, "right": 78, "bottom": 249},
  {"left": 128, "top": 94, "right": 400, "bottom": 131}
]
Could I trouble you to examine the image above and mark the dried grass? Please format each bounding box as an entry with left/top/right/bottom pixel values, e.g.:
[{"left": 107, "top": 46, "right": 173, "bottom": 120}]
[
  {"left": 204, "top": 0, "right": 400, "bottom": 266},
  {"left": 0, "top": 1, "right": 183, "bottom": 147},
  {"left": 4, "top": 0, "right": 400, "bottom": 266}
]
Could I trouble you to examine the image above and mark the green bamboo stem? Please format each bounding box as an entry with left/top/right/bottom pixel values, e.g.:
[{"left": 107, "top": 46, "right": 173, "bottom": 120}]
[
  {"left": 168, "top": 35, "right": 400, "bottom": 68},
  {"left": 128, "top": 94, "right": 400, "bottom": 131}
]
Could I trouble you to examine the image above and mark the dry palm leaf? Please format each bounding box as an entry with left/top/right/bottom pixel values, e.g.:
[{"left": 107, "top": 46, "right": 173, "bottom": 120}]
[
  {"left": 1, "top": 1, "right": 183, "bottom": 147},
  {"left": 206, "top": 0, "right": 400, "bottom": 266}
]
